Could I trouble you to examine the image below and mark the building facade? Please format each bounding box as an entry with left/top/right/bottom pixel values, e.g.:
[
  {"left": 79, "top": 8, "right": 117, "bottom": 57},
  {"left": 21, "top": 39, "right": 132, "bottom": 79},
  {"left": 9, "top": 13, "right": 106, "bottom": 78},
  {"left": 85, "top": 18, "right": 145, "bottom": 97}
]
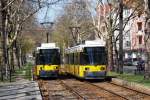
[
  {"left": 130, "top": 14, "right": 146, "bottom": 60},
  {"left": 96, "top": 2, "right": 146, "bottom": 61}
]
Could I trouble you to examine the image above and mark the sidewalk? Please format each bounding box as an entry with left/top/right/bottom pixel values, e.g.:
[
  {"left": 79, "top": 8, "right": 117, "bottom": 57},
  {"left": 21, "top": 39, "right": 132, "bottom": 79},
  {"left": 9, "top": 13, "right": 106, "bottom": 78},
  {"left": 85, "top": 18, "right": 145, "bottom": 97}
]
[
  {"left": 0, "top": 78, "right": 42, "bottom": 100},
  {"left": 0, "top": 64, "right": 42, "bottom": 100}
]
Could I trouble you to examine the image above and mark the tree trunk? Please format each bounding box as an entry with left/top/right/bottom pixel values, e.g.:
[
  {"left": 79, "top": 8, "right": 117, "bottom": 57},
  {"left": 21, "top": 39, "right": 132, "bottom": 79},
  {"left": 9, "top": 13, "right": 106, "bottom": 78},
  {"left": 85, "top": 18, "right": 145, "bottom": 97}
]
[
  {"left": 119, "top": 0, "right": 124, "bottom": 74},
  {"left": 1, "top": 0, "right": 9, "bottom": 80},
  {"left": 114, "top": 40, "right": 119, "bottom": 72},
  {"left": 144, "top": 51, "right": 150, "bottom": 79},
  {"left": 10, "top": 46, "right": 15, "bottom": 72},
  {"left": 107, "top": 35, "right": 113, "bottom": 71},
  {"left": 144, "top": 0, "right": 150, "bottom": 79},
  {"left": 15, "top": 41, "right": 21, "bottom": 68}
]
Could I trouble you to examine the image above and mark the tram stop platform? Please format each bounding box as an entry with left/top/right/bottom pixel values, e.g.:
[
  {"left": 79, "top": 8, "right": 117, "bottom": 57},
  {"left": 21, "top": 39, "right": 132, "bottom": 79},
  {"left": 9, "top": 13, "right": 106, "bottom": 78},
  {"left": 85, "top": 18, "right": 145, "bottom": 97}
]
[{"left": 0, "top": 79, "right": 42, "bottom": 100}]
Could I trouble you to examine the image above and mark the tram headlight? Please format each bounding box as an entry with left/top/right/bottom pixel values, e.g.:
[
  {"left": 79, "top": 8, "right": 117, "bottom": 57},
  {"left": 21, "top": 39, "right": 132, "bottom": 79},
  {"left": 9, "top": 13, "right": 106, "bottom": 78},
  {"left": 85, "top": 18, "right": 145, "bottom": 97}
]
[
  {"left": 85, "top": 68, "right": 89, "bottom": 71},
  {"left": 40, "top": 67, "right": 42, "bottom": 70},
  {"left": 100, "top": 67, "right": 105, "bottom": 70}
]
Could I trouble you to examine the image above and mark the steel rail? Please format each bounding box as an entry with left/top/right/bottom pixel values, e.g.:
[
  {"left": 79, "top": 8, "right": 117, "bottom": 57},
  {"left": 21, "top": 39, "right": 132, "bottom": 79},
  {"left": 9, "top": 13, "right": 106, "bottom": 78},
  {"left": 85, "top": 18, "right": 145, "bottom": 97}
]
[
  {"left": 110, "top": 82, "right": 150, "bottom": 96},
  {"left": 86, "top": 81, "right": 129, "bottom": 100},
  {"left": 86, "top": 81, "right": 150, "bottom": 100},
  {"left": 38, "top": 79, "right": 80, "bottom": 100},
  {"left": 60, "top": 80, "right": 87, "bottom": 100}
]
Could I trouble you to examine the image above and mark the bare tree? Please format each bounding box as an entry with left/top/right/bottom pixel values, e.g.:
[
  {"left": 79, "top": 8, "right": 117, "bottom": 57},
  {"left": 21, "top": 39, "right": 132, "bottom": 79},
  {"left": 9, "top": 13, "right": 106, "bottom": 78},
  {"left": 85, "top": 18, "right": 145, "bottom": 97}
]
[
  {"left": 84, "top": 0, "right": 143, "bottom": 73},
  {"left": 53, "top": 0, "right": 94, "bottom": 48},
  {"left": 0, "top": 0, "right": 63, "bottom": 80},
  {"left": 118, "top": 0, "right": 123, "bottom": 74}
]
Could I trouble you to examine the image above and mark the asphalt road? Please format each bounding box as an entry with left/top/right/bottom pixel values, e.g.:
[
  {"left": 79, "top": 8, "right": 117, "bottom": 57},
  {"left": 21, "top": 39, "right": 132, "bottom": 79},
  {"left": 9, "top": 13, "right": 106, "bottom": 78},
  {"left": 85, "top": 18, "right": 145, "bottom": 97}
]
[{"left": 123, "top": 65, "right": 137, "bottom": 74}]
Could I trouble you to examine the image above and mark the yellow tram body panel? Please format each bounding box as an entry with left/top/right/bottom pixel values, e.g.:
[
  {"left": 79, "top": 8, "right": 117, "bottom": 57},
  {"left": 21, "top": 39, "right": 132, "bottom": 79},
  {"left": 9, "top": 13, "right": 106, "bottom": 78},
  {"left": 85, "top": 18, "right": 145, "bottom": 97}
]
[
  {"left": 65, "top": 65, "right": 106, "bottom": 78},
  {"left": 35, "top": 65, "right": 60, "bottom": 76},
  {"left": 79, "top": 65, "right": 106, "bottom": 77}
]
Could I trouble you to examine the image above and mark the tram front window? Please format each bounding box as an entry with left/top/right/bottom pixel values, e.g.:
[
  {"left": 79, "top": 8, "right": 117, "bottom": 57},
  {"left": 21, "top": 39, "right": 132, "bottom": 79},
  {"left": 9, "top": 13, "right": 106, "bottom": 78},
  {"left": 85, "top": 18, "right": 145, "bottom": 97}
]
[
  {"left": 38, "top": 49, "right": 60, "bottom": 65},
  {"left": 80, "top": 47, "right": 106, "bottom": 65}
]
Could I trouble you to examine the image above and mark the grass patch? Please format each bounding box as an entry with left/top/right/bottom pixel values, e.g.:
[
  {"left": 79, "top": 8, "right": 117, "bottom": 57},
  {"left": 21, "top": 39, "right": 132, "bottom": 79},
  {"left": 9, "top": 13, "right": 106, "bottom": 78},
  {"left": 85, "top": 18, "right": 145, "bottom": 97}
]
[
  {"left": 13, "top": 62, "right": 33, "bottom": 81},
  {"left": 107, "top": 71, "right": 150, "bottom": 87}
]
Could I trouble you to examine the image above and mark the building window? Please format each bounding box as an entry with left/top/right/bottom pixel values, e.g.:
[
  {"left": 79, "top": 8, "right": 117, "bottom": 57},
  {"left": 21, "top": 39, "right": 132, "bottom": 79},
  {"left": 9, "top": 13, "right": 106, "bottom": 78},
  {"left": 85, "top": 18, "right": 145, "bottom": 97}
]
[
  {"left": 125, "top": 31, "right": 130, "bottom": 37},
  {"left": 137, "top": 22, "right": 142, "bottom": 31},
  {"left": 139, "top": 36, "right": 142, "bottom": 44},
  {"left": 126, "top": 41, "right": 130, "bottom": 47}
]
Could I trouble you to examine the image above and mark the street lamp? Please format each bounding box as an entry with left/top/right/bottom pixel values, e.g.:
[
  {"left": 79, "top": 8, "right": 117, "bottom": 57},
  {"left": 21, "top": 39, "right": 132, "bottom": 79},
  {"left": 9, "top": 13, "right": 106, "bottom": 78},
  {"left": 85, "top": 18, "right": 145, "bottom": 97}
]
[{"left": 40, "top": 22, "right": 54, "bottom": 43}]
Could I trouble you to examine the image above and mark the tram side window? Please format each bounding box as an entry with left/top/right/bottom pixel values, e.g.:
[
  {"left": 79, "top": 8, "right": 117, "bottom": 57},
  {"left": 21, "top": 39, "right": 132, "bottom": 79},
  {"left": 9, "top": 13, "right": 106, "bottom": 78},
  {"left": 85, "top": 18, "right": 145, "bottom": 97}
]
[
  {"left": 68, "top": 54, "right": 70, "bottom": 64},
  {"left": 74, "top": 53, "right": 79, "bottom": 65},
  {"left": 65, "top": 54, "right": 69, "bottom": 64},
  {"left": 69, "top": 53, "right": 74, "bottom": 64}
]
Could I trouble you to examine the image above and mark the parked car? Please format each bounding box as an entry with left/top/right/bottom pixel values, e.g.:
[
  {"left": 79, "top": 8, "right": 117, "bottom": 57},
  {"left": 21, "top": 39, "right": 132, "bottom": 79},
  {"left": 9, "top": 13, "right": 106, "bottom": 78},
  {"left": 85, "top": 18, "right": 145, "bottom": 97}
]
[
  {"left": 124, "top": 59, "right": 132, "bottom": 66},
  {"left": 132, "top": 61, "right": 138, "bottom": 66}
]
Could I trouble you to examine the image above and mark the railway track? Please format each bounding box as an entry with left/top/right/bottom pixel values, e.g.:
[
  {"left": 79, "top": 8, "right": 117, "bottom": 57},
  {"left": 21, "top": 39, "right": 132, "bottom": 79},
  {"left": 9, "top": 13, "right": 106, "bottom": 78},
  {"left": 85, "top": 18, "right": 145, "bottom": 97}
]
[
  {"left": 38, "top": 79, "right": 81, "bottom": 100},
  {"left": 38, "top": 79, "right": 150, "bottom": 100},
  {"left": 61, "top": 79, "right": 127, "bottom": 100},
  {"left": 91, "top": 82, "right": 150, "bottom": 100}
]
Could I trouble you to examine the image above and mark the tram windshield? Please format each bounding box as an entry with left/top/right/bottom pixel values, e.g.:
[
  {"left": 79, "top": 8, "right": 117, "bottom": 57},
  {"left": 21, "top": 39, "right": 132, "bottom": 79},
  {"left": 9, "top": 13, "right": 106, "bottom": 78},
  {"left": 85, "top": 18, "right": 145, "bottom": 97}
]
[
  {"left": 80, "top": 47, "right": 107, "bottom": 65},
  {"left": 36, "top": 49, "right": 60, "bottom": 65}
]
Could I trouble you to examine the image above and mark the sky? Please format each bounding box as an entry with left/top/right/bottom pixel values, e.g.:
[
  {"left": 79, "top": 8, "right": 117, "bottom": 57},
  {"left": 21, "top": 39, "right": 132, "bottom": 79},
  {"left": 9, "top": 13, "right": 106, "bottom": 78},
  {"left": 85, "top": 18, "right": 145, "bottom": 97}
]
[
  {"left": 35, "top": 0, "right": 100, "bottom": 23},
  {"left": 36, "top": 0, "right": 71, "bottom": 23}
]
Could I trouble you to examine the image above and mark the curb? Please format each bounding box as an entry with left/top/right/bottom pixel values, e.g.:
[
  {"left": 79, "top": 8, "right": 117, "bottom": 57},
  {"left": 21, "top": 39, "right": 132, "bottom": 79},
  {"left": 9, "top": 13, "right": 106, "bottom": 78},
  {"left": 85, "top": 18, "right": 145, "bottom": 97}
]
[
  {"left": 111, "top": 78, "right": 150, "bottom": 95},
  {"left": 34, "top": 81, "right": 43, "bottom": 100}
]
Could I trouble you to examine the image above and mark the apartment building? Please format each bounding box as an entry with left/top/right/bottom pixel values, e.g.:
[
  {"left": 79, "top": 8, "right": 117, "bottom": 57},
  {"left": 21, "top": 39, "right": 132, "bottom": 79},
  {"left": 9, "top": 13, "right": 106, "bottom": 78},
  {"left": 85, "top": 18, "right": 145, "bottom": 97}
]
[{"left": 96, "top": 2, "right": 146, "bottom": 61}]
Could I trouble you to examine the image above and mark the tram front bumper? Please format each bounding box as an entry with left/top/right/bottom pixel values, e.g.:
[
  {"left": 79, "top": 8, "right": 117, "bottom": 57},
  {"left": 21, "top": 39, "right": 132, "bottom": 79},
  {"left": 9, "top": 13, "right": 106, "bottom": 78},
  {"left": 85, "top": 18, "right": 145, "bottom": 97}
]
[
  {"left": 84, "top": 71, "right": 106, "bottom": 79},
  {"left": 39, "top": 70, "right": 58, "bottom": 78}
]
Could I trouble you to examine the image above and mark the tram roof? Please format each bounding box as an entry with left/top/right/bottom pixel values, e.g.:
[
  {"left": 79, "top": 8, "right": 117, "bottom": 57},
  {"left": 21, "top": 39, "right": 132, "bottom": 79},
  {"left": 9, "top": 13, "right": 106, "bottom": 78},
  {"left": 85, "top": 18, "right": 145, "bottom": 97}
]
[
  {"left": 65, "top": 40, "right": 105, "bottom": 53},
  {"left": 36, "top": 43, "right": 60, "bottom": 52},
  {"left": 36, "top": 46, "right": 59, "bottom": 50}
]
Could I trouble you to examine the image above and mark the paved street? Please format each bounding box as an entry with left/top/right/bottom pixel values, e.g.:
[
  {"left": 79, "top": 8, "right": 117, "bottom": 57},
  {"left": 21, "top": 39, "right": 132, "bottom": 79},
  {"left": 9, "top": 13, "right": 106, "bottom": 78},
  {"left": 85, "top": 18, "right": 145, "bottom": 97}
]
[
  {"left": 0, "top": 80, "right": 42, "bottom": 100},
  {"left": 123, "top": 66, "right": 137, "bottom": 74}
]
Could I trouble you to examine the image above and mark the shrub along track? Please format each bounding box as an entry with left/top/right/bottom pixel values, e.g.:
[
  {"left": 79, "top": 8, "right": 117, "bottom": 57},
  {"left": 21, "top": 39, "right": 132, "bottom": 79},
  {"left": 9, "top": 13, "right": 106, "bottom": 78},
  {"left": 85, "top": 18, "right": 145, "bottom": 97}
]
[{"left": 38, "top": 79, "right": 150, "bottom": 100}]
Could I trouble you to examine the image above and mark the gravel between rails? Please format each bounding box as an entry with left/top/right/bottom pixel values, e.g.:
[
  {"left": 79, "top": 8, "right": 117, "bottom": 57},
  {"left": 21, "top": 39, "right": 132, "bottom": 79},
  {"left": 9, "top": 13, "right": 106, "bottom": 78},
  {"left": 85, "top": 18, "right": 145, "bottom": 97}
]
[
  {"left": 38, "top": 79, "right": 82, "bottom": 100},
  {"left": 92, "top": 82, "right": 150, "bottom": 100},
  {"left": 61, "top": 79, "right": 127, "bottom": 100},
  {"left": 38, "top": 79, "right": 150, "bottom": 100}
]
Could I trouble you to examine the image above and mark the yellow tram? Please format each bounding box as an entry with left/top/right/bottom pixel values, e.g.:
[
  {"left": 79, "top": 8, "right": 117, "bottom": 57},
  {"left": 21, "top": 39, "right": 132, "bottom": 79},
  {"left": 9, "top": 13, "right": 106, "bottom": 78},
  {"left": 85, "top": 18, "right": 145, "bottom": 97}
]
[
  {"left": 64, "top": 40, "right": 107, "bottom": 79},
  {"left": 33, "top": 43, "right": 60, "bottom": 79}
]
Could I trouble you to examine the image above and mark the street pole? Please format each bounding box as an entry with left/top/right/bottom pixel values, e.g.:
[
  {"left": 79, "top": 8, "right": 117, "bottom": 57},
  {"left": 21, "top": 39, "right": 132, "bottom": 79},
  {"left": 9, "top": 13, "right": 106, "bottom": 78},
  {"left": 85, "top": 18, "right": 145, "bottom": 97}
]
[
  {"left": 119, "top": 0, "right": 124, "bottom": 74},
  {"left": 46, "top": 32, "right": 49, "bottom": 43},
  {"left": 40, "top": 22, "right": 53, "bottom": 43}
]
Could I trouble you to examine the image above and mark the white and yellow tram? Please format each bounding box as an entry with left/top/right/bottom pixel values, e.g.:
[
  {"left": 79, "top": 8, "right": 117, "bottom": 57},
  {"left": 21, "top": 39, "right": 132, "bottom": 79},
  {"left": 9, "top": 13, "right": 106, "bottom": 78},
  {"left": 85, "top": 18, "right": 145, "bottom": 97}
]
[
  {"left": 33, "top": 43, "right": 60, "bottom": 78},
  {"left": 64, "top": 40, "right": 107, "bottom": 79}
]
